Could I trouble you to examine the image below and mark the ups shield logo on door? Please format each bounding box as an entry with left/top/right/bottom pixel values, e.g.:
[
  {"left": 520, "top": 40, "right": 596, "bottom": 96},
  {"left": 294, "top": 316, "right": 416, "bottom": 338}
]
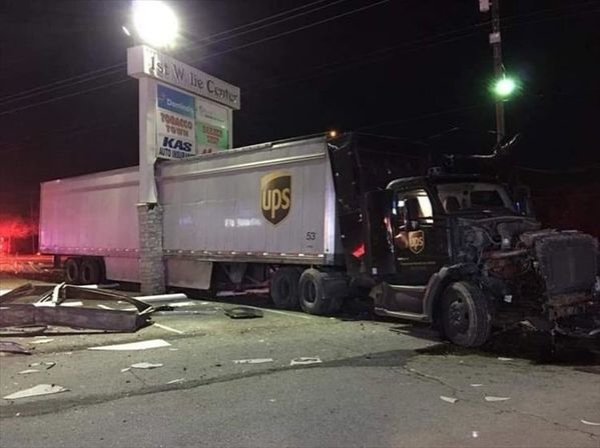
[
  {"left": 260, "top": 171, "right": 291, "bottom": 225},
  {"left": 408, "top": 230, "right": 425, "bottom": 254}
]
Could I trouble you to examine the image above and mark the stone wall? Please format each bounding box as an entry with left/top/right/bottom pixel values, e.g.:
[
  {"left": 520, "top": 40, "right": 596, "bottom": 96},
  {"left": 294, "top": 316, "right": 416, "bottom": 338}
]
[{"left": 137, "top": 203, "right": 165, "bottom": 295}]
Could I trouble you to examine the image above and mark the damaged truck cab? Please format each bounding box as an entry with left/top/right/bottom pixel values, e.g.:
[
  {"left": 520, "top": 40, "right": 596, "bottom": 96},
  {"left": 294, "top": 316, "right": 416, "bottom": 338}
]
[{"left": 330, "top": 135, "right": 600, "bottom": 347}]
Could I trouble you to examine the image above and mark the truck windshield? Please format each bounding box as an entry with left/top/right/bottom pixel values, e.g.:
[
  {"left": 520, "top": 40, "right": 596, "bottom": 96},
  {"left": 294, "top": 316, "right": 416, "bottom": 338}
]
[{"left": 436, "top": 182, "right": 515, "bottom": 214}]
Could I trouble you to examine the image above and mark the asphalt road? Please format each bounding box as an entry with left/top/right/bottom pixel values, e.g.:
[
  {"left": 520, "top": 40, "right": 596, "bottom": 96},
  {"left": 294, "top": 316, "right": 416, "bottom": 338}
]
[{"left": 1, "top": 277, "right": 599, "bottom": 447}]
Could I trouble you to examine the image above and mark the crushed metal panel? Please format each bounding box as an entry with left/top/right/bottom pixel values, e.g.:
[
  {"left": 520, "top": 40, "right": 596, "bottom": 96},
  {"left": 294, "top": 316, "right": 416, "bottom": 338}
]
[
  {"left": 0, "top": 284, "right": 154, "bottom": 332},
  {"left": 0, "top": 305, "right": 150, "bottom": 332}
]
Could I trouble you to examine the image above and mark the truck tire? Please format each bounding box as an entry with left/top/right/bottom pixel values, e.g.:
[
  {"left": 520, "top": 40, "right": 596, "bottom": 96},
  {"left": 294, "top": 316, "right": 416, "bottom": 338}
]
[
  {"left": 298, "top": 268, "right": 347, "bottom": 316},
  {"left": 440, "top": 281, "right": 492, "bottom": 348},
  {"left": 270, "top": 267, "right": 302, "bottom": 309},
  {"left": 80, "top": 258, "right": 102, "bottom": 285},
  {"left": 64, "top": 258, "right": 81, "bottom": 284}
]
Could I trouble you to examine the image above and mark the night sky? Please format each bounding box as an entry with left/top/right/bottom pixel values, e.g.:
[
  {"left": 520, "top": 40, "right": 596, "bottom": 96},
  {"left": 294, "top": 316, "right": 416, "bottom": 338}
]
[{"left": 1, "top": 0, "right": 599, "bottom": 233}]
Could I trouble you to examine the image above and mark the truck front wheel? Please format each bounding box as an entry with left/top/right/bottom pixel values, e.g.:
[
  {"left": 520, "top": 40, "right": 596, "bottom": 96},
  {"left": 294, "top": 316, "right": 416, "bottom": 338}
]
[
  {"left": 440, "top": 281, "right": 492, "bottom": 348},
  {"left": 270, "top": 267, "right": 302, "bottom": 310}
]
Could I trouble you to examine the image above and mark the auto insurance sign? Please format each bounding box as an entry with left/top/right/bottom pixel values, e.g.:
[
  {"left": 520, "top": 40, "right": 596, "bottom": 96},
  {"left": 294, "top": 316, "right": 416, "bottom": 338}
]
[{"left": 156, "top": 83, "right": 197, "bottom": 159}]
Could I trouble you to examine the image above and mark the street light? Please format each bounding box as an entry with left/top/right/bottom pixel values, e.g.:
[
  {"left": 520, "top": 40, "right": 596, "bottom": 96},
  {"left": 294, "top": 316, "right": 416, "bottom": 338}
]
[
  {"left": 492, "top": 75, "right": 517, "bottom": 100},
  {"left": 132, "top": 0, "right": 179, "bottom": 48}
]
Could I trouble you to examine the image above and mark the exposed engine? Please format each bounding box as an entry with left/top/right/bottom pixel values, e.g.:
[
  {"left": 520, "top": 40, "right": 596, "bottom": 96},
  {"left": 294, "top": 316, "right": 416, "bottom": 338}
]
[{"left": 457, "top": 216, "right": 599, "bottom": 336}]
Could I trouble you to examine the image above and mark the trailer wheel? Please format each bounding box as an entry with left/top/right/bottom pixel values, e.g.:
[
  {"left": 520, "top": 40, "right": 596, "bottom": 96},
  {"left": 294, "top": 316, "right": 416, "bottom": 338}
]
[
  {"left": 298, "top": 269, "right": 347, "bottom": 316},
  {"left": 80, "top": 258, "right": 102, "bottom": 285},
  {"left": 440, "top": 281, "right": 491, "bottom": 348},
  {"left": 64, "top": 258, "right": 81, "bottom": 284},
  {"left": 270, "top": 267, "right": 302, "bottom": 309}
]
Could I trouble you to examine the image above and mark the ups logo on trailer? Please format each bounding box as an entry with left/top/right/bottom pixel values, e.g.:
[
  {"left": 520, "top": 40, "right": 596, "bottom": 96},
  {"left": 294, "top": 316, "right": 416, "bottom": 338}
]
[{"left": 260, "top": 171, "right": 291, "bottom": 225}]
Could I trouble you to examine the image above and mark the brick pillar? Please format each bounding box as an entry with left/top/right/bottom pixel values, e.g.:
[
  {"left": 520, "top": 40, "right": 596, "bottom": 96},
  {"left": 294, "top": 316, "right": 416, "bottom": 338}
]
[{"left": 137, "top": 203, "right": 165, "bottom": 295}]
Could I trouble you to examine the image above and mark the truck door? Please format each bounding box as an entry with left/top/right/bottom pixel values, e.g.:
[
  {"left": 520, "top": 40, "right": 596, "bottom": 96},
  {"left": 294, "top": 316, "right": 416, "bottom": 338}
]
[{"left": 392, "top": 188, "right": 449, "bottom": 285}]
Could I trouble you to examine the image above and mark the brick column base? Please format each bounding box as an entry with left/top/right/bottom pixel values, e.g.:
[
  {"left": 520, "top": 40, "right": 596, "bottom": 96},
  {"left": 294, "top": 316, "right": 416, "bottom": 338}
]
[{"left": 137, "top": 203, "right": 165, "bottom": 295}]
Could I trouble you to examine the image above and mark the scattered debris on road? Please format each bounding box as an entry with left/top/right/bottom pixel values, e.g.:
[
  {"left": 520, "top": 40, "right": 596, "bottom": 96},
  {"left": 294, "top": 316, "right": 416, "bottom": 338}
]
[
  {"left": 440, "top": 396, "right": 459, "bottom": 404},
  {"left": 130, "top": 362, "right": 163, "bottom": 369},
  {"left": 0, "top": 341, "right": 31, "bottom": 355},
  {"left": 29, "top": 361, "right": 56, "bottom": 370},
  {"left": 30, "top": 338, "right": 54, "bottom": 344},
  {"left": 233, "top": 358, "right": 273, "bottom": 364},
  {"left": 18, "top": 369, "right": 40, "bottom": 374},
  {"left": 580, "top": 419, "right": 600, "bottom": 426},
  {"left": 88, "top": 339, "right": 171, "bottom": 351},
  {"left": 224, "top": 306, "right": 264, "bottom": 319},
  {"left": 153, "top": 322, "right": 184, "bottom": 334},
  {"left": 3, "top": 384, "right": 69, "bottom": 400},
  {"left": 167, "top": 378, "right": 185, "bottom": 384},
  {"left": 470, "top": 384, "right": 483, "bottom": 387},
  {"left": 290, "top": 357, "right": 322, "bottom": 366},
  {"left": 497, "top": 357, "right": 514, "bottom": 361},
  {"left": 484, "top": 396, "right": 511, "bottom": 402},
  {"left": 472, "top": 431, "right": 480, "bottom": 438}
]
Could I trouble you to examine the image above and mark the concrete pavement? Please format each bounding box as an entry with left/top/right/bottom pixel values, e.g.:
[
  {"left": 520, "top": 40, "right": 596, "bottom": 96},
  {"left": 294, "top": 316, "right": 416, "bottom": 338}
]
[{"left": 0, "top": 276, "right": 599, "bottom": 447}]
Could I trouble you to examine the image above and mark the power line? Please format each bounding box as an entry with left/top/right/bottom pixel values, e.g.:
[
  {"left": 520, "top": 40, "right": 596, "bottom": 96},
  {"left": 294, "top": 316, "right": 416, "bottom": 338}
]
[
  {"left": 0, "top": 0, "right": 349, "bottom": 106},
  {"left": 0, "top": 0, "right": 389, "bottom": 117},
  {"left": 0, "top": 79, "right": 130, "bottom": 117},
  {"left": 1, "top": 2, "right": 597, "bottom": 119},
  {"left": 189, "top": 0, "right": 390, "bottom": 65}
]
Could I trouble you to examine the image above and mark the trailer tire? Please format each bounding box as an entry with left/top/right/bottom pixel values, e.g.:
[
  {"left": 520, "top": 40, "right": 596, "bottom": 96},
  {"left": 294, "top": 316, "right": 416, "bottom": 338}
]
[
  {"left": 270, "top": 267, "right": 302, "bottom": 310},
  {"left": 440, "top": 281, "right": 491, "bottom": 348},
  {"left": 64, "top": 258, "right": 81, "bottom": 284},
  {"left": 298, "top": 269, "right": 347, "bottom": 316},
  {"left": 80, "top": 258, "right": 102, "bottom": 285}
]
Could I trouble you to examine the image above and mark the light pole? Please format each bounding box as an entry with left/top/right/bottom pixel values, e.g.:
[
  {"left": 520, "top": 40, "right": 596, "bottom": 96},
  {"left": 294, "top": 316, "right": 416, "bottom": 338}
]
[
  {"left": 480, "top": 0, "right": 517, "bottom": 143},
  {"left": 128, "top": 0, "right": 179, "bottom": 294}
]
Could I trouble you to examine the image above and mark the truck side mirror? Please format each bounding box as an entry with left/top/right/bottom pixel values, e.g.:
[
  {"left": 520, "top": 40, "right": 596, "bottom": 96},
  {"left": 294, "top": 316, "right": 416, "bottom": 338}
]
[{"left": 405, "top": 197, "right": 421, "bottom": 229}]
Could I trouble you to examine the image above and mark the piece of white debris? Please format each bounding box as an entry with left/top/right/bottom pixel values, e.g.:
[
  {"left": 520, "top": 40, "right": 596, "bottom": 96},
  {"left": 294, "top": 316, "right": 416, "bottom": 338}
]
[
  {"left": 472, "top": 431, "right": 479, "bottom": 438},
  {"left": 88, "top": 339, "right": 171, "bottom": 351},
  {"left": 233, "top": 358, "right": 274, "bottom": 364},
  {"left": 3, "top": 384, "right": 69, "bottom": 400},
  {"left": 470, "top": 384, "right": 484, "bottom": 387},
  {"left": 290, "top": 357, "right": 322, "bottom": 366},
  {"left": 169, "top": 348, "right": 179, "bottom": 351},
  {"left": 29, "top": 361, "right": 55, "bottom": 370},
  {"left": 440, "top": 396, "right": 459, "bottom": 404},
  {"left": 153, "top": 323, "right": 184, "bottom": 334},
  {"left": 580, "top": 420, "right": 600, "bottom": 426},
  {"left": 130, "top": 362, "right": 163, "bottom": 369},
  {"left": 497, "top": 357, "right": 513, "bottom": 361},
  {"left": 167, "top": 378, "right": 185, "bottom": 384},
  {"left": 18, "top": 369, "right": 40, "bottom": 375},
  {"left": 120, "top": 368, "right": 131, "bottom": 373},
  {"left": 269, "top": 399, "right": 276, "bottom": 403},
  {"left": 485, "top": 396, "right": 510, "bottom": 402},
  {"left": 30, "top": 339, "right": 54, "bottom": 344}
]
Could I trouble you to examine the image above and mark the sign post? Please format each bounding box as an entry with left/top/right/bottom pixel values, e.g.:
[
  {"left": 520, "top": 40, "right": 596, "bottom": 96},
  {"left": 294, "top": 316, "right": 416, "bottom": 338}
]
[{"left": 127, "top": 45, "right": 240, "bottom": 293}]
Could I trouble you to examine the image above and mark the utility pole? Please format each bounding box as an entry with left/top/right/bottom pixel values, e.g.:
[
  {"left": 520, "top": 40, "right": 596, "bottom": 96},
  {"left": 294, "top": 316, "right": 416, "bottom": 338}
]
[{"left": 480, "top": 0, "right": 505, "bottom": 143}]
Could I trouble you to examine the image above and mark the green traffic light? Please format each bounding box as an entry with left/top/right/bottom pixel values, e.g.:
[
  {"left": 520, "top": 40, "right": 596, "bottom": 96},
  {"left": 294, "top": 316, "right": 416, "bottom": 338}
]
[{"left": 493, "top": 76, "right": 517, "bottom": 98}]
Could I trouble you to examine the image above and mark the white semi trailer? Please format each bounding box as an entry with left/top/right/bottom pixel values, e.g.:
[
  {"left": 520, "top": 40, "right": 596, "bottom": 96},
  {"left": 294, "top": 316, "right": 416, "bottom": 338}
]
[
  {"left": 40, "top": 133, "right": 599, "bottom": 347},
  {"left": 40, "top": 135, "right": 352, "bottom": 313}
]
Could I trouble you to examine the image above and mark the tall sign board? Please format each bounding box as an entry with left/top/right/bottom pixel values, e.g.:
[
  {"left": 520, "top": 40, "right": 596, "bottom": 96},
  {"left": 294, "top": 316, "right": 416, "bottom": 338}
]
[{"left": 127, "top": 45, "right": 240, "bottom": 202}]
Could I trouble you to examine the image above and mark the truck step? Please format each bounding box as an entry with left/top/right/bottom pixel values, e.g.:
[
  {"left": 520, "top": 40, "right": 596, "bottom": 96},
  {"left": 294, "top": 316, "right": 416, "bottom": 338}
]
[{"left": 374, "top": 307, "right": 429, "bottom": 322}]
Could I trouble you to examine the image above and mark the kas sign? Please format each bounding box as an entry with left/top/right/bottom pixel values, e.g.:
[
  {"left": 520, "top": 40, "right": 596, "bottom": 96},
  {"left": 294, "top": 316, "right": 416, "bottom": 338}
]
[{"left": 156, "top": 84, "right": 196, "bottom": 159}]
